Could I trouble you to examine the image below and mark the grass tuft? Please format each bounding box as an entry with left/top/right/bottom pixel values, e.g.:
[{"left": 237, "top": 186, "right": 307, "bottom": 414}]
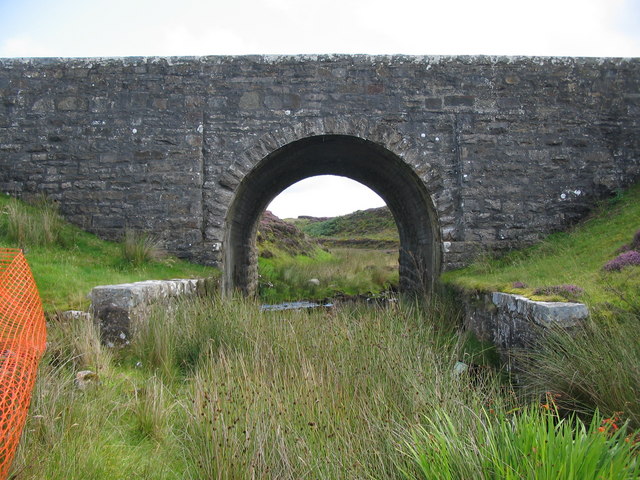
[
  {"left": 132, "top": 376, "right": 173, "bottom": 442},
  {"left": 47, "top": 312, "right": 112, "bottom": 373},
  {"left": 121, "top": 229, "right": 166, "bottom": 266},
  {"left": 2, "top": 196, "right": 65, "bottom": 248}
]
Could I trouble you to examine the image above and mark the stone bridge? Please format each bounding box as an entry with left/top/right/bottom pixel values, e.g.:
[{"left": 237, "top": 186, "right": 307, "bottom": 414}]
[{"left": 1, "top": 55, "right": 639, "bottom": 294}]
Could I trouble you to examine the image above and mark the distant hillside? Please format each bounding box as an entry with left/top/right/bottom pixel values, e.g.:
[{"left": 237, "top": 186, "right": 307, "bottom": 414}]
[
  {"left": 289, "top": 207, "right": 399, "bottom": 249},
  {"left": 257, "top": 211, "right": 325, "bottom": 258},
  {"left": 257, "top": 210, "right": 398, "bottom": 302}
]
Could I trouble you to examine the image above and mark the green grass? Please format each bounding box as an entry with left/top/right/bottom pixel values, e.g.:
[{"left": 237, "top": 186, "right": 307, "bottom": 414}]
[
  {"left": 442, "top": 183, "right": 640, "bottom": 312},
  {"left": 259, "top": 247, "right": 399, "bottom": 303},
  {"left": 0, "top": 194, "right": 217, "bottom": 311},
  {"left": 13, "top": 294, "right": 640, "bottom": 479},
  {"left": 517, "top": 308, "right": 640, "bottom": 429},
  {"left": 290, "top": 206, "right": 400, "bottom": 244},
  {"left": 6, "top": 186, "right": 640, "bottom": 478},
  {"left": 405, "top": 405, "right": 639, "bottom": 479}
]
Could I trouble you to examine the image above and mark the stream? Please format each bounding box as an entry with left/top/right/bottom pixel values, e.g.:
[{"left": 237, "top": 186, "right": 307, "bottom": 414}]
[
  {"left": 260, "top": 290, "right": 397, "bottom": 312},
  {"left": 260, "top": 300, "right": 334, "bottom": 311}
]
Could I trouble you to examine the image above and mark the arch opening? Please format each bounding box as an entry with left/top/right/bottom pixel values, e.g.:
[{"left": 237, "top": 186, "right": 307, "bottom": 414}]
[
  {"left": 223, "top": 135, "right": 441, "bottom": 297},
  {"left": 261, "top": 175, "right": 398, "bottom": 301}
]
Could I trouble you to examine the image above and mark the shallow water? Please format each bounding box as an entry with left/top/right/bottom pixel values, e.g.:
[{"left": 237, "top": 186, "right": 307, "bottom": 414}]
[{"left": 260, "top": 300, "right": 334, "bottom": 312}]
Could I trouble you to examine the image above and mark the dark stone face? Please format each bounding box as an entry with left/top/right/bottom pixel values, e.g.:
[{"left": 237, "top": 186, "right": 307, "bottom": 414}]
[{"left": 1, "top": 55, "right": 639, "bottom": 294}]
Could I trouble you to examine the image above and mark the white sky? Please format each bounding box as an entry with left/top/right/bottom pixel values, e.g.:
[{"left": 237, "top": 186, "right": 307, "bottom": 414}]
[
  {"left": 268, "top": 176, "right": 386, "bottom": 218},
  {"left": 1, "top": 0, "right": 639, "bottom": 218}
]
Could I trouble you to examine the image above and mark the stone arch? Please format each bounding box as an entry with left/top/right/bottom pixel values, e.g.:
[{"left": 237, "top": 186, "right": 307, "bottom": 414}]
[{"left": 222, "top": 132, "right": 442, "bottom": 296}]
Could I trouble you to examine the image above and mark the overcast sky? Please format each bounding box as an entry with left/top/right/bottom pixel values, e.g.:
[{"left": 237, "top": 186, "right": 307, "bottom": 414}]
[{"left": 1, "top": 0, "right": 639, "bottom": 218}]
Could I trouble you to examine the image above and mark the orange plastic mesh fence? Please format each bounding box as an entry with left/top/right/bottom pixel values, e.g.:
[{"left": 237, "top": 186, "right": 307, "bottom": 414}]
[{"left": 0, "top": 249, "right": 47, "bottom": 480}]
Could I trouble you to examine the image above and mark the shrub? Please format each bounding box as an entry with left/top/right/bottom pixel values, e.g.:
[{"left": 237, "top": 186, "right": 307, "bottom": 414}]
[
  {"left": 617, "top": 229, "right": 640, "bottom": 254},
  {"left": 604, "top": 250, "right": 640, "bottom": 272}
]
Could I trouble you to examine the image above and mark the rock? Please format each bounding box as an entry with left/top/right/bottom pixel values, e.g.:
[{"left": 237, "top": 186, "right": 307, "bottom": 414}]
[
  {"left": 491, "top": 292, "right": 588, "bottom": 328},
  {"left": 308, "top": 278, "right": 320, "bottom": 286},
  {"left": 59, "top": 310, "right": 92, "bottom": 322},
  {"left": 453, "top": 361, "right": 469, "bottom": 375},
  {"left": 462, "top": 291, "right": 589, "bottom": 367},
  {"left": 75, "top": 370, "right": 99, "bottom": 390}
]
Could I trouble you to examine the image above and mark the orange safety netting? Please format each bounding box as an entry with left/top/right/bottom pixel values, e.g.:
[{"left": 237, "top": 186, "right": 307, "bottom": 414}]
[{"left": 0, "top": 249, "right": 47, "bottom": 480}]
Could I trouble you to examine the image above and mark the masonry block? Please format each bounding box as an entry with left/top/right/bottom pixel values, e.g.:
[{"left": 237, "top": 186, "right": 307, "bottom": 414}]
[{"left": 89, "top": 278, "right": 212, "bottom": 346}]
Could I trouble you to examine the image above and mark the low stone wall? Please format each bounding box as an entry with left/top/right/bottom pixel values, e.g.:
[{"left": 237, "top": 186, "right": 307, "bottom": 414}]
[
  {"left": 463, "top": 291, "right": 589, "bottom": 365},
  {"left": 89, "top": 278, "right": 214, "bottom": 346},
  {"left": 89, "top": 279, "right": 588, "bottom": 355}
]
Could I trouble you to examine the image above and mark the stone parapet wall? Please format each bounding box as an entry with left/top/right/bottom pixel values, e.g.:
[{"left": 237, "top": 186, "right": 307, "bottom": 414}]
[
  {"left": 89, "top": 278, "right": 213, "bottom": 346},
  {"left": 463, "top": 291, "right": 589, "bottom": 365}
]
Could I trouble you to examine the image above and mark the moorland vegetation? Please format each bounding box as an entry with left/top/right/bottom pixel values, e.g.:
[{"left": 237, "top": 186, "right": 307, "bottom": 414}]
[{"left": 1, "top": 187, "right": 639, "bottom": 478}]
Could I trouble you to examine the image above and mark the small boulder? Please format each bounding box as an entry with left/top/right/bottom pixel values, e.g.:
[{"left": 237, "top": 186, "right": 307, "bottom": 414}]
[
  {"left": 75, "top": 370, "right": 99, "bottom": 391},
  {"left": 59, "top": 310, "right": 92, "bottom": 322},
  {"left": 308, "top": 278, "right": 320, "bottom": 286}
]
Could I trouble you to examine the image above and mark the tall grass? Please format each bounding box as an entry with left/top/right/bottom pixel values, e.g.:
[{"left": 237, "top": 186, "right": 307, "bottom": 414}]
[
  {"left": 3, "top": 196, "right": 65, "bottom": 247},
  {"left": 121, "top": 229, "right": 165, "bottom": 266},
  {"left": 517, "top": 304, "right": 640, "bottom": 429},
  {"left": 259, "top": 247, "right": 399, "bottom": 302},
  {"left": 132, "top": 375, "right": 174, "bottom": 442},
  {"left": 131, "top": 295, "right": 251, "bottom": 381},
  {"left": 13, "top": 294, "right": 640, "bottom": 478},
  {"left": 405, "top": 405, "right": 639, "bottom": 479},
  {"left": 175, "top": 295, "right": 496, "bottom": 479},
  {"left": 46, "top": 311, "right": 112, "bottom": 373}
]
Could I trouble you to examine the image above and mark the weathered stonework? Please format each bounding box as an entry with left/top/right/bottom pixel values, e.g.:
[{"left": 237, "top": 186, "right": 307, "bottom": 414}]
[
  {"left": 89, "top": 278, "right": 211, "bottom": 346},
  {"left": 1, "top": 55, "right": 639, "bottom": 293},
  {"left": 463, "top": 292, "right": 589, "bottom": 362}
]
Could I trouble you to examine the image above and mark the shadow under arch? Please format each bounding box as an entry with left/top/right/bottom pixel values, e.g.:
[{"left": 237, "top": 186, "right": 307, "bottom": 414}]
[{"left": 223, "top": 135, "right": 441, "bottom": 297}]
